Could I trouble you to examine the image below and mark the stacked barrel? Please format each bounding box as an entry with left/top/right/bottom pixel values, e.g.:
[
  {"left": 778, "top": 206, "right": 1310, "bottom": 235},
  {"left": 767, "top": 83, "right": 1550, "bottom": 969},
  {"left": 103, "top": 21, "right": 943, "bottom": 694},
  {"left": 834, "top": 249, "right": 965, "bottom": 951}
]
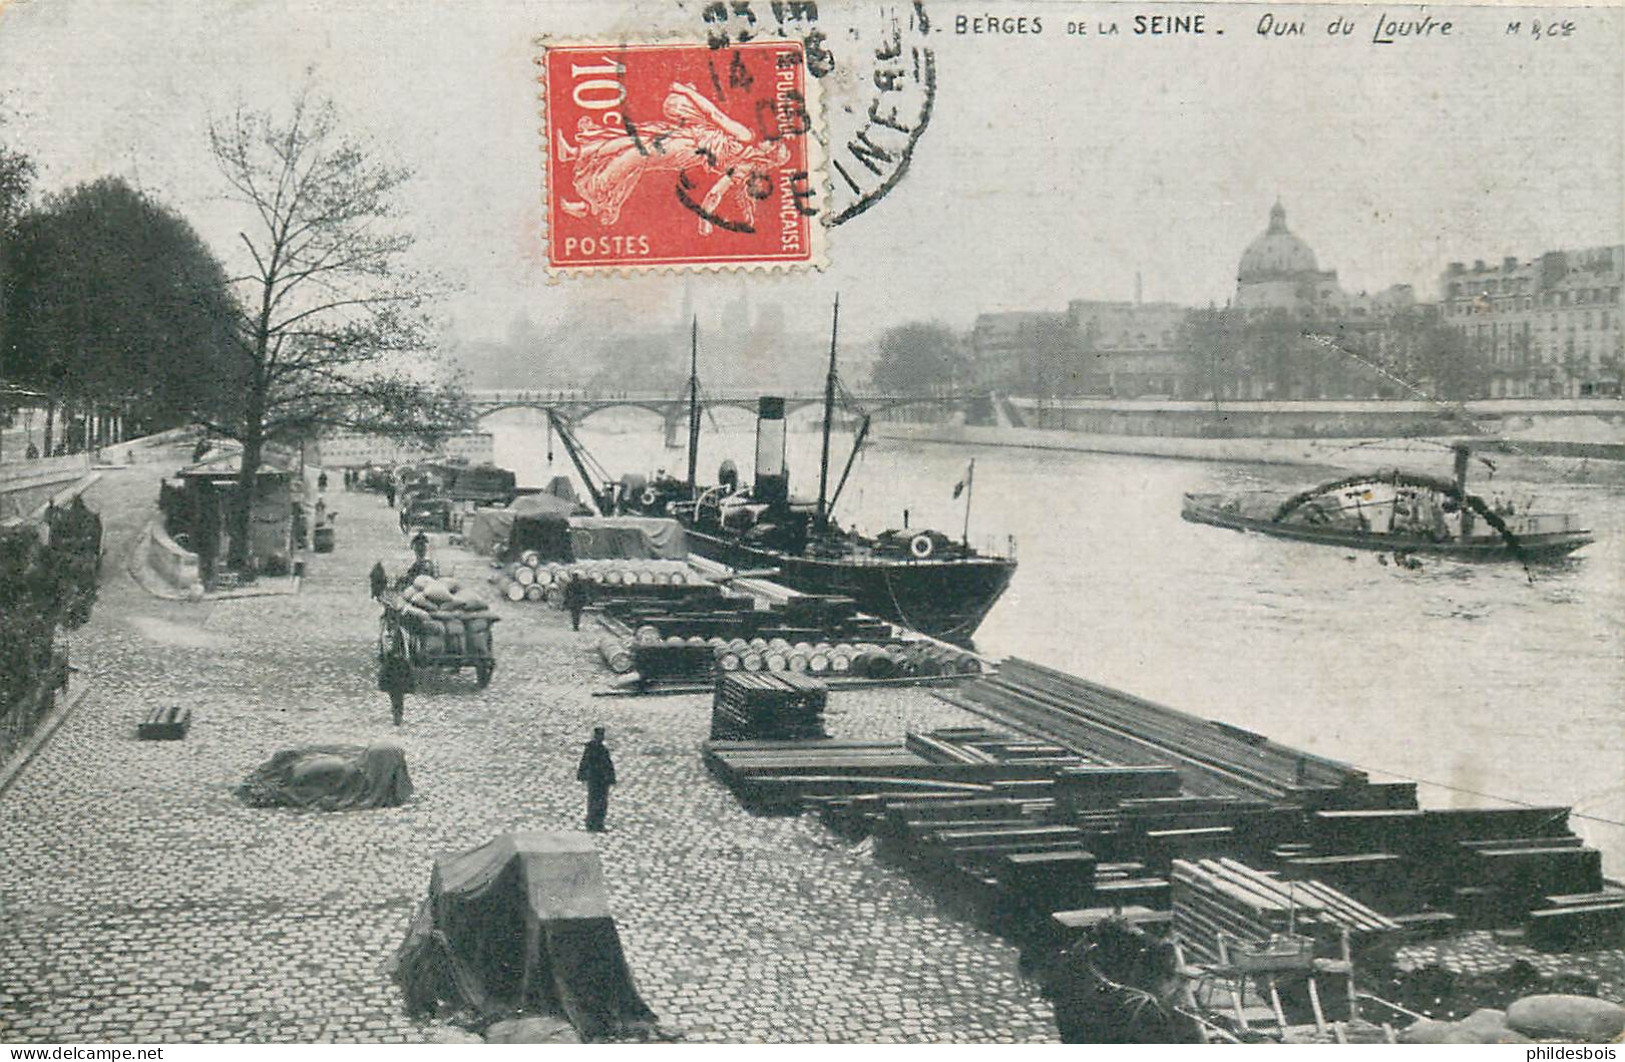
[
  {"left": 490, "top": 553, "right": 696, "bottom": 605},
  {"left": 606, "top": 634, "right": 985, "bottom": 679}
]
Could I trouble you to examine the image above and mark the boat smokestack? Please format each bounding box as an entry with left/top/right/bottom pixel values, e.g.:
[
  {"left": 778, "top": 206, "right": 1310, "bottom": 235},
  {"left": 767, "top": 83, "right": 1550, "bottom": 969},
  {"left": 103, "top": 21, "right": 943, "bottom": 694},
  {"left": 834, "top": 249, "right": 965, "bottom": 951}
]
[{"left": 754, "top": 396, "right": 789, "bottom": 507}]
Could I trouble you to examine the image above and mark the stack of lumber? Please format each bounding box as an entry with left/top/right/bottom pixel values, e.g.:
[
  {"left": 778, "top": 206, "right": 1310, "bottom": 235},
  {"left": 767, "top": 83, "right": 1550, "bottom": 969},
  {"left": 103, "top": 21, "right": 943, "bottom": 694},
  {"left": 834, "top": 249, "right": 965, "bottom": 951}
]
[
  {"left": 937, "top": 658, "right": 1373, "bottom": 803},
  {"left": 1525, "top": 887, "right": 1625, "bottom": 950},
  {"left": 630, "top": 640, "right": 715, "bottom": 683},
  {"left": 603, "top": 587, "right": 887, "bottom": 644},
  {"left": 710, "top": 673, "right": 829, "bottom": 741},
  {"left": 1170, "top": 858, "right": 1400, "bottom": 965},
  {"left": 704, "top": 739, "right": 1028, "bottom": 812},
  {"left": 1283, "top": 806, "right": 1604, "bottom": 926}
]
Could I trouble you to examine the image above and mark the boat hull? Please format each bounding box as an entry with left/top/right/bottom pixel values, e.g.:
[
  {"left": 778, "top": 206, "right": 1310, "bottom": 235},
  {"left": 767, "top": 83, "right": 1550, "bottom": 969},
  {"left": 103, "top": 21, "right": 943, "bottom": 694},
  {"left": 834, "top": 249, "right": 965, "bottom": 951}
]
[
  {"left": 682, "top": 527, "right": 1016, "bottom": 645},
  {"left": 1181, "top": 495, "right": 1593, "bottom": 562}
]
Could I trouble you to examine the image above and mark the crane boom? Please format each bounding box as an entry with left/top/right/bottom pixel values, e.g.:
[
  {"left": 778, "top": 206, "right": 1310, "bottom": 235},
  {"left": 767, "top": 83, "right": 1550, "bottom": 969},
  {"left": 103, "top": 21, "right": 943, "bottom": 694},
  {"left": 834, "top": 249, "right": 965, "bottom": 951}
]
[{"left": 545, "top": 408, "right": 614, "bottom": 514}]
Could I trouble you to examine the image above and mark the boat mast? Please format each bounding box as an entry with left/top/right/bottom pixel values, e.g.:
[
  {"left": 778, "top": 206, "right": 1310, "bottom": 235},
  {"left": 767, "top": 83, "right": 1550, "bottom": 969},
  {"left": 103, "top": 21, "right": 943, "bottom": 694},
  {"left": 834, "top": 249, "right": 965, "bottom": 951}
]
[
  {"left": 686, "top": 317, "right": 701, "bottom": 494},
  {"left": 816, "top": 296, "right": 839, "bottom": 531}
]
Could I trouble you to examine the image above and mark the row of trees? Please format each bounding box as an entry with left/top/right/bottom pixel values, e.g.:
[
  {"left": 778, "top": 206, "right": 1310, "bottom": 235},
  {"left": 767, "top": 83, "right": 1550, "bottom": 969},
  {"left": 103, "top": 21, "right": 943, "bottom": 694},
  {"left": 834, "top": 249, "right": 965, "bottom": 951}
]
[
  {"left": 868, "top": 309, "right": 1489, "bottom": 401},
  {"left": 2, "top": 176, "right": 238, "bottom": 449},
  {"left": 1, "top": 92, "right": 470, "bottom": 569}
]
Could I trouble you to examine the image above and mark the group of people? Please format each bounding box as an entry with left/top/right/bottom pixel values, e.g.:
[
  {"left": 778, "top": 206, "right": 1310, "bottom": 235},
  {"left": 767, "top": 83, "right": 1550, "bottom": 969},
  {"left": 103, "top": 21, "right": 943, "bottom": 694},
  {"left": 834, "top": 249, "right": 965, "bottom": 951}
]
[{"left": 368, "top": 498, "right": 616, "bottom": 830}]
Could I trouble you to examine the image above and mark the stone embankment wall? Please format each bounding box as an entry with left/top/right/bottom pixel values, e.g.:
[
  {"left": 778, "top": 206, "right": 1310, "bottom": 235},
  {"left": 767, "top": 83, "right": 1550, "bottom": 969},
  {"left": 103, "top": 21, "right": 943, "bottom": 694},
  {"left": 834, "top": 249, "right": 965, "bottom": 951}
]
[
  {"left": 142, "top": 519, "right": 202, "bottom": 596},
  {"left": 0, "top": 454, "right": 93, "bottom": 524},
  {"left": 999, "top": 397, "right": 1625, "bottom": 442}
]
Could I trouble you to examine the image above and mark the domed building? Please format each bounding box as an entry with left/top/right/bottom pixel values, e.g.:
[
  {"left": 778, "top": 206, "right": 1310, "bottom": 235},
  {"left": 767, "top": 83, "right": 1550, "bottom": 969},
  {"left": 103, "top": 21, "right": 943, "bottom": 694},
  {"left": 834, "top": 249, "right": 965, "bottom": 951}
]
[{"left": 1234, "top": 200, "right": 1345, "bottom": 315}]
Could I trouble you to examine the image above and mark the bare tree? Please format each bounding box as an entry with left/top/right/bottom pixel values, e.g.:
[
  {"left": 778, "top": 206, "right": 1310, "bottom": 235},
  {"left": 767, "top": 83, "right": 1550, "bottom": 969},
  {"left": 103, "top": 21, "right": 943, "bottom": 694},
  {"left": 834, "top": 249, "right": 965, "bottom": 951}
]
[{"left": 206, "top": 91, "right": 468, "bottom": 569}]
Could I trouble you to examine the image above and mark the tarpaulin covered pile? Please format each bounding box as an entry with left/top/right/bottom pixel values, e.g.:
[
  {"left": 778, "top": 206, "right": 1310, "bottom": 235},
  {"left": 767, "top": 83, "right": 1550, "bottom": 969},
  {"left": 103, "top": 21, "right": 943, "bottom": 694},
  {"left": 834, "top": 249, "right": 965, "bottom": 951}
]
[
  {"left": 390, "top": 832, "right": 658, "bottom": 1041},
  {"left": 477, "top": 494, "right": 585, "bottom": 559},
  {"left": 464, "top": 509, "right": 515, "bottom": 556},
  {"left": 237, "top": 743, "right": 413, "bottom": 810},
  {"left": 512, "top": 492, "right": 584, "bottom": 518},
  {"left": 567, "top": 517, "right": 687, "bottom": 560},
  {"left": 507, "top": 514, "right": 573, "bottom": 562}
]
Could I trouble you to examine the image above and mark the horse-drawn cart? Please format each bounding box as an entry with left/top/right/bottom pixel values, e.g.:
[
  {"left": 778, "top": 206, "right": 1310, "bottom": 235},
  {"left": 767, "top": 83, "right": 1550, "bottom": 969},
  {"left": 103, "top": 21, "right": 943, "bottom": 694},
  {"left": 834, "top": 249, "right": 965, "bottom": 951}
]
[{"left": 378, "top": 587, "right": 498, "bottom": 688}]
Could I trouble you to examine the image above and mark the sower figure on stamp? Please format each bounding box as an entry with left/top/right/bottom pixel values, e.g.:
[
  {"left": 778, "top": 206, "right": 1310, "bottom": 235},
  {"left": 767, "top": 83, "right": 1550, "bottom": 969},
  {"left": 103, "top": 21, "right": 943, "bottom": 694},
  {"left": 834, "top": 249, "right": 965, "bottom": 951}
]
[
  {"left": 563, "top": 573, "right": 592, "bottom": 631},
  {"left": 576, "top": 726, "right": 616, "bottom": 832},
  {"left": 379, "top": 633, "right": 414, "bottom": 726}
]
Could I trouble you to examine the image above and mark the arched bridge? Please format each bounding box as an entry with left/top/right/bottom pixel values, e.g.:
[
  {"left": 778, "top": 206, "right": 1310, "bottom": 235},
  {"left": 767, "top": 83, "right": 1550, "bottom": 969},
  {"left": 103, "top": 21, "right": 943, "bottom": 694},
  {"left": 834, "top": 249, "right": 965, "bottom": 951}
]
[{"left": 468, "top": 388, "right": 992, "bottom": 443}]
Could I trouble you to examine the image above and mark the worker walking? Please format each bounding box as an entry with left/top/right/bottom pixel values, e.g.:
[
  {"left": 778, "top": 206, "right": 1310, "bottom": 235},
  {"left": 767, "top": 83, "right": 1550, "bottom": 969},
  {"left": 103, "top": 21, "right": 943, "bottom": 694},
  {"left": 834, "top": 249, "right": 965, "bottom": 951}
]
[
  {"left": 576, "top": 726, "right": 617, "bottom": 832},
  {"left": 379, "top": 635, "right": 414, "bottom": 726},
  {"left": 563, "top": 574, "right": 591, "bottom": 631}
]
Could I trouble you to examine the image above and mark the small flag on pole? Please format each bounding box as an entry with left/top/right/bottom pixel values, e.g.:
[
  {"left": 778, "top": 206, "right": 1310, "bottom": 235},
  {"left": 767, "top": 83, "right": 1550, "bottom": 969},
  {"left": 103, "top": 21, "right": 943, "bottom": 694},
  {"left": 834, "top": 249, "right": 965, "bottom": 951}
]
[{"left": 952, "top": 460, "right": 973, "bottom": 499}]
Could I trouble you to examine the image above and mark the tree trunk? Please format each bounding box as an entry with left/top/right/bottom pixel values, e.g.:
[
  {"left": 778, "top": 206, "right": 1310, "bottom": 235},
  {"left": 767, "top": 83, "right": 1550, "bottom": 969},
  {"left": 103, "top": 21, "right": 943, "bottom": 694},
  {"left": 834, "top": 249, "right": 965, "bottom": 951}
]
[
  {"left": 42, "top": 400, "right": 53, "bottom": 456},
  {"left": 227, "top": 424, "right": 263, "bottom": 571}
]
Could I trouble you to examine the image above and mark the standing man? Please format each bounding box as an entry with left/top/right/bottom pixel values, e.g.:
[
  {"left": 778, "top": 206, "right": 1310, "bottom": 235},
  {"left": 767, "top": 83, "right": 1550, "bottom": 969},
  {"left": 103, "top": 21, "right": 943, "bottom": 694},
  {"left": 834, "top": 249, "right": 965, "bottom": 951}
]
[
  {"left": 384, "top": 481, "right": 396, "bottom": 508},
  {"left": 563, "top": 573, "right": 591, "bottom": 631},
  {"left": 379, "top": 634, "right": 414, "bottom": 726},
  {"left": 403, "top": 532, "right": 436, "bottom": 584},
  {"left": 576, "top": 726, "right": 617, "bottom": 832}
]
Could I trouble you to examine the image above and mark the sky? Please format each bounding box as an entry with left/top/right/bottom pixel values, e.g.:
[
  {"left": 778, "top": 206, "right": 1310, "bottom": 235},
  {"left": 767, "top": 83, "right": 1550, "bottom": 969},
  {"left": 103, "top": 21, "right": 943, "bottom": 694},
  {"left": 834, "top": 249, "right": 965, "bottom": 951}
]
[{"left": 0, "top": 0, "right": 1620, "bottom": 352}]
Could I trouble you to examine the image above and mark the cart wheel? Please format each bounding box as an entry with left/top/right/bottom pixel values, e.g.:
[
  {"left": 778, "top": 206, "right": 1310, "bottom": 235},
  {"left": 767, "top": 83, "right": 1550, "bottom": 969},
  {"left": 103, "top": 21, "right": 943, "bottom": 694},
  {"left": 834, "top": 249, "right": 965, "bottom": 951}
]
[{"left": 476, "top": 661, "right": 494, "bottom": 688}]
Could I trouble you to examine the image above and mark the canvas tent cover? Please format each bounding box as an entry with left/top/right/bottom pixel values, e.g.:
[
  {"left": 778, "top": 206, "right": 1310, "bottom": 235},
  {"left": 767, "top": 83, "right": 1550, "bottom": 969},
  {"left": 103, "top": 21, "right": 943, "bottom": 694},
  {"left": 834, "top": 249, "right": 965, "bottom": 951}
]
[{"left": 390, "top": 832, "right": 658, "bottom": 1041}]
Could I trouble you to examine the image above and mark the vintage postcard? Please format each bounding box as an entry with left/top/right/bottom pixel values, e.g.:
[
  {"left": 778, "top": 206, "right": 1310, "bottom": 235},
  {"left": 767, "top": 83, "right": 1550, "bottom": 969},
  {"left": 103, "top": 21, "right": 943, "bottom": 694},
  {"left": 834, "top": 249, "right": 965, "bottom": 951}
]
[{"left": 0, "top": 0, "right": 1621, "bottom": 1049}]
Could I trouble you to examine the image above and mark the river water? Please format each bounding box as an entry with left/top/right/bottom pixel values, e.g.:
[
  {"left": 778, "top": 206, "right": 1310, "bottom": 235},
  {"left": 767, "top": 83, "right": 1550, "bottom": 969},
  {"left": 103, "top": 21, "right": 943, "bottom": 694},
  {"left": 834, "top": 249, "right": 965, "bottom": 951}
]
[{"left": 486, "top": 409, "right": 1625, "bottom": 873}]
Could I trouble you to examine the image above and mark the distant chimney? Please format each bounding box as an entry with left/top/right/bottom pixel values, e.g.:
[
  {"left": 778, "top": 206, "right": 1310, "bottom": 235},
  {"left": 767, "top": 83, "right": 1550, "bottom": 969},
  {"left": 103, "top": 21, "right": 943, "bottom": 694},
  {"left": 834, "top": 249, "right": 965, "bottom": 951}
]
[{"left": 1135, "top": 271, "right": 1143, "bottom": 306}]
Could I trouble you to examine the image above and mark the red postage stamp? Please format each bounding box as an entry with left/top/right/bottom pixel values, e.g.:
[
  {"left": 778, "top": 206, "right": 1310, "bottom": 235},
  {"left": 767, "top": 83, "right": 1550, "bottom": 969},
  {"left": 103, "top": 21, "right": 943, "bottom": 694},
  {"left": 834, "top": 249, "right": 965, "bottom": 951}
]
[{"left": 539, "top": 41, "right": 825, "bottom": 274}]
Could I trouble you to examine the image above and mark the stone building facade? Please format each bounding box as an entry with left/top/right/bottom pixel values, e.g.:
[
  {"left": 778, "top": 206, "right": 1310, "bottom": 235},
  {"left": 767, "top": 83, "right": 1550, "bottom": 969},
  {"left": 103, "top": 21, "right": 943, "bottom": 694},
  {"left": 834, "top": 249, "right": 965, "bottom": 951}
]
[
  {"left": 1065, "top": 300, "right": 1191, "bottom": 396},
  {"left": 1439, "top": 246, "right": 1624, "bottom": 397}
]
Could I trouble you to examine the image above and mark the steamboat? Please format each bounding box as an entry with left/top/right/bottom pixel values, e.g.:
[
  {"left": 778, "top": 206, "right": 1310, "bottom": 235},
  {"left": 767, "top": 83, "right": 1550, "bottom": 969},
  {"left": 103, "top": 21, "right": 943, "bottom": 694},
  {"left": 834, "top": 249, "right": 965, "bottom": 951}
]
[
  {"left": 1181, "top": 444, "right": 1593, "bottom": 562},
  {"left": 549, "top": 303, "right": 1018, "bottom": 643}
]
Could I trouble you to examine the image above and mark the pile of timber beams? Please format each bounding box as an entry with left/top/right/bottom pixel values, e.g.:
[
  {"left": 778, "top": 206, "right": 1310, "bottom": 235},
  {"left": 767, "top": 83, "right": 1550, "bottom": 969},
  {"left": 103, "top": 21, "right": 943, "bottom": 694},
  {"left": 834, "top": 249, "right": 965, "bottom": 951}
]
[
  {"left": 1280, "top": 806, "right": 1607, "bottom": 926},
  {"left": 1171, "top": 858, "right": 1400, "bottom": 966},
  {"left": 703, "top": 734, "right": 1068, "bottom": 813},
  {"left": 1526, "top": 888, "right": 1625, "bottom": 951},
  {"left": 937, "top": 658, "right": 1373, "bottom": 804},
  {"left": 710, "top": 673, "right": 828, "bottom": 741}
]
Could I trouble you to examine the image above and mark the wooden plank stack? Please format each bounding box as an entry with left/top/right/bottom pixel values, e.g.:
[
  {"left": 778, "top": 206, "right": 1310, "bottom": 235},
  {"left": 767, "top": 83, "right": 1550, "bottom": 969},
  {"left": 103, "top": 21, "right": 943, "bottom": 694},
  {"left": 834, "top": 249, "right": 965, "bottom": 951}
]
[
  {"left": 1280, "top": 805, "right": 1606, "bottom": 926},
  {"left": 938, "top": 658, "right": 1373, "bottom": 803},
  {"left": 710, "top": 673, "right": 829, "bottom": 741},
  {"left": 629, "top": 641, "right": 715, "bottom": 683},
  {"left": 704, "top": 738, "right": 1024, "bottom": 812},
  {"left": 1170, "top": 858, "right": 1400, "bottom": 966},
  {"left": 1525, "top": 887, "right": 1625, "bottom": 950},
  {"left": 137, "top": 704, "right": 191, "bottom": 741}
]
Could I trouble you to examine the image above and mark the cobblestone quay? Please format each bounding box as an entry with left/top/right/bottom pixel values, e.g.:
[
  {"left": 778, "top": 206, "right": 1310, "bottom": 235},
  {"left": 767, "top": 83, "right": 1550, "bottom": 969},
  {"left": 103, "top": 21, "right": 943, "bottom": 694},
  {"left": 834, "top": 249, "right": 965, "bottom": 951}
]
[{"left": 0, "top": 442, "right": 1056, "bottom": 1043}]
